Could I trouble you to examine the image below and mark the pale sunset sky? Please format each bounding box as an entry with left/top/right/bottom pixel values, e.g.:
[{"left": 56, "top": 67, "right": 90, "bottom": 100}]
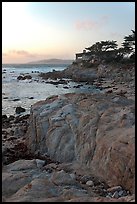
[{"left": 2, "top": 2, "right": 135, "bottom": 64}]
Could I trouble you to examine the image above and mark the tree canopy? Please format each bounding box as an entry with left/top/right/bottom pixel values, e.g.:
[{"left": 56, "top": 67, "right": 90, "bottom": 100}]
[{"left": 85, "top": 30, "right": 135, "bottom": 63}]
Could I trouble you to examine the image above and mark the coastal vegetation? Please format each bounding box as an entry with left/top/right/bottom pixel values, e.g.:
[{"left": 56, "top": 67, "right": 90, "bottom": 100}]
[{"left": 77, "top": 30, "right": 135, "bottom": 65}]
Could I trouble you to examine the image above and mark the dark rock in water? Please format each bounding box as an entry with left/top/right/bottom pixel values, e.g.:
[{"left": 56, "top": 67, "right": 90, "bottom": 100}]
[
  {"left": 2, "top": 115, "right": 8, "bottom": 120},
  {"left": 3, "top": 97, "right": 8, "bottom": 99},
  {"left": 45, "top": 81, "right": 60, "bottom": 85},
  {"left": 63, "top": 86, "right": 69, "bottom": 89},
  {"left": 13, "top": 98, "right": 20, "bottom": 101},
  {"left": 17, "top": 75, "right": 24, "bottom": 80},
  {"left": 39, "top": 71, "right": 63, "bottom": 80},
  {"left": 17, "top": 75, "right": 32, "bottom": 80},
  {"left": 46, "top": 79, "right": 68, "bottom": 85},
  {"left": 58, "top": 79, "right": 68, "bottom": 84},
  {"left": 24, "top": 75, "right": 32, "bottom": 80},
  {"left": 15, "top": 107, "right": 26, "bottom": 114},
  {"left": 32, "top": 71, "right": 39, "bottom": 73},
  {"left": 34, "top": 79, "right": 39, "bottom": 82},
  {"left": 73, "top": 84, "right": 83, "bottom": 88},
  {"left": 29, "top": 97, "right": 34, "bottom": 99}
]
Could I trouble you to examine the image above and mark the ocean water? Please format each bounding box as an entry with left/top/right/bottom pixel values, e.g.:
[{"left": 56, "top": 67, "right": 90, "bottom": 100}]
[{"left": 2, "top": 64, "right": 101, "bottom": 116}]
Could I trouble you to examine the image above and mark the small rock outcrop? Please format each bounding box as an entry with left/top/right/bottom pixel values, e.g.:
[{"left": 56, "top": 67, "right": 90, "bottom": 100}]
[
  {"left": 39, "top": 64, "right": 98, "bottom": 83},
  {"left": 15, "top": 107, "right": 26, "bottom": 114},
  {"left": 17, "top": 75, "right": 32, "bottom": 80}
]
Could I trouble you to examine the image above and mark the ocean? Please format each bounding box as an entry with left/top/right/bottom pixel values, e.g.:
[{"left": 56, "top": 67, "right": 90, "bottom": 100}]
[{"left": 2, "top": 64, "right": 101, "bottom": 116}]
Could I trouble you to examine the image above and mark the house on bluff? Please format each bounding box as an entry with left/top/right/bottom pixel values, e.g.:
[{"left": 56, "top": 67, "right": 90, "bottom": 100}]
[{"left": 75, "top": 49, "right": 98, "bottom": 63}]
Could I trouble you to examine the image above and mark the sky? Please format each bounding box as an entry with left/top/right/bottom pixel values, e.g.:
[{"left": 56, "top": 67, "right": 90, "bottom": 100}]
[{"left": 2, "top": 2, "right": 135, "bottom": 64}]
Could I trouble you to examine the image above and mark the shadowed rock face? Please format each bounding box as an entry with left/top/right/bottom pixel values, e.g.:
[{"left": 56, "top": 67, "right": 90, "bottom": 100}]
[{"left": 26, "top": 93, "right": 135, "bottom": 193}]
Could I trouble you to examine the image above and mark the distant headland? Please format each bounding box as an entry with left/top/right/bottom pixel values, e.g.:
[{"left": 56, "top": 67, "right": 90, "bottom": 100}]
[{"left": 28, "top": 58, "right": 73, "bottom": 65}]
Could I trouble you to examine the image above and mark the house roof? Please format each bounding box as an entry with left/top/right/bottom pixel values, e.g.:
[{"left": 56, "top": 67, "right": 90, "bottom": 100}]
[{"left": 76, "top": 52, "right": 93, "bottom": 56}]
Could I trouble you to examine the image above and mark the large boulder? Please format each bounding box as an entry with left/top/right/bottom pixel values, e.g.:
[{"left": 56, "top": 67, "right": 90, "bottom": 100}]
[{"left": 26, "top": 93, "right": 135, "bottom": 193}]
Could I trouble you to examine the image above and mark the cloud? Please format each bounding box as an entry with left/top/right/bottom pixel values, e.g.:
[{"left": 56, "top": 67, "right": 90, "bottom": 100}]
[
  {"left": 75, "top": 20, "right": 98, "bottom": 30},
  {"left": 2, "top": 50, "right": 37, "bottom": 64},
  {"left": 75, "top": 15, "right": 109, "bottom": 30},
  {"left": 6, "top": 50, "right": 36, "bottom": 58},
  {"left": 2, "top": 49, "right": 53, "bottom": 63}
]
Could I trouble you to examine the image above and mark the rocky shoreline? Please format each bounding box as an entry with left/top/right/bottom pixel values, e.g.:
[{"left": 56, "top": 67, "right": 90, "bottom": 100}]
[{"left": 2, "top": 62, "right": 135, "bottom": 202}]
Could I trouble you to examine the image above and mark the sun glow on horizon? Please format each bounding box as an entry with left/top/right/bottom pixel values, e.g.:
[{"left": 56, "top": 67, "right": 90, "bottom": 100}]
[
  {"left": 2, "top": 2, "right": 135, "bottom": 63},
  {"left": 3, "top": 4, "right": 76, "bottom": 63}
]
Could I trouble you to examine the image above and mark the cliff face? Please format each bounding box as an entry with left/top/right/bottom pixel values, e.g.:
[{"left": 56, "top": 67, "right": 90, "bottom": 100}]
[{"left": 26, "top": 92, "right": 135, "bottom": 193}]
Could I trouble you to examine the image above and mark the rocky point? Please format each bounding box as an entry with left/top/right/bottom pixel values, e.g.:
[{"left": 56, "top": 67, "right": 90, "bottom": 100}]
[{"left": 2, "top": 62, "right": 135, "bottom": 202}]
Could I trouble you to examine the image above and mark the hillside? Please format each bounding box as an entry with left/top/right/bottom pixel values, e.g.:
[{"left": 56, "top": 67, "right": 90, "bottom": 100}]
[{"left": 28, "top": 58, "right": 73, "bottom": 65}]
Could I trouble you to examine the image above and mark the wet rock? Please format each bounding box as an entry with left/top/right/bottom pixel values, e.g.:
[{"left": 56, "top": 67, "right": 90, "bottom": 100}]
[
  {"left": 17, "top": 75, "right": 24, "bottom": 80},
  {"left": 13, "top": 98, "right": 20, "bottom": 101},
  {"left": 73, "top": 84, "right": 83, "bottom": 88},
  {"left": 58, "top": 79, "right": 68, "bottom": 84},
  {"left": 63, "top": 86, "right": 69, "bottom": 89},
  {"left": 15, "top": 107, "right": 26, "bottom": 114},
  {"left": 45, "top": 81, "right": 59, "bottom": 85},
  {"left": 24, "top": 75, "right": 32, "bottom": 80},
  {"left": 17, "top": 75, "right": 32, "bottom": 80}
]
